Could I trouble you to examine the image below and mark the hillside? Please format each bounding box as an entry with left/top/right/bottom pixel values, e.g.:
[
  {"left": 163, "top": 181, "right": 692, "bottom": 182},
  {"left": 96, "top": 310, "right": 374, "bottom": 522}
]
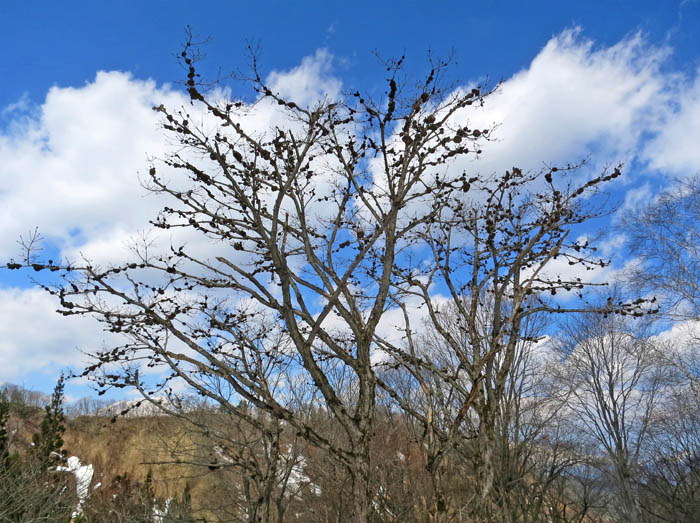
[
  {"left": 1, "top": 395, "right": 622, "bottom": 522},
  {"left": 63, "top": 410, "right": 329, "bottom": 521}
]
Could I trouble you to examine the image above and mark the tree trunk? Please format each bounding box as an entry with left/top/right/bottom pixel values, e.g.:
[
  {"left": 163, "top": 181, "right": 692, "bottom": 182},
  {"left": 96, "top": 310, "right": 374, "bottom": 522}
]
[
  {"left": 428, "top": 466, "right": 449, "bottom": 523},
  {"left": 350, "top": 456, "right": 372, "bottom": 522},
  {"left": 617, "top": 464, "right": 642, "bottom": 523},
  {"left": 476, "top": 419, "right": 496, "bottom": 518}
]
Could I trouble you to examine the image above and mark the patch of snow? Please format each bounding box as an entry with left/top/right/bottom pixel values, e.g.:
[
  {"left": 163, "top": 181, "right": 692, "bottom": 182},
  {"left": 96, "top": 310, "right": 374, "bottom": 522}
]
[
  {"left": 152, "top": 498, "right": 172, "bottom": 522},
  {"left": 284, "top": 446, "right": 321, "bottom": 497},
  {"left": 213, "top": 445, "right": 235, "bottom": 464},
  {"left": 372, "top": 486, "right": 396, "bottom": 518},
  {"left": 56, "top": 455, "right": 94, "bottom": 518}
]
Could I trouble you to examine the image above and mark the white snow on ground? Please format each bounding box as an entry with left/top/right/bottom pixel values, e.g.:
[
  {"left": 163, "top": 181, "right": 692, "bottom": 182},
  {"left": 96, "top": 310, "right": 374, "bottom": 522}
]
[
  {"left": 213, "top": 445, "right": 235, "bottom": 464},
  {"left": 284, "top": 447, "right": 321, "bottom": 497},
  {"left": 372, "top": 486, "right": 396, "bottom": 518},
  {"left": 152, "top": 498, "right": 172, "bottom": 522},
  {"left": 213, "top": 444, "right": 321, "bottom": 497},
  {"left": 56, "top": 455, "right": 94, "bottom": 518}
]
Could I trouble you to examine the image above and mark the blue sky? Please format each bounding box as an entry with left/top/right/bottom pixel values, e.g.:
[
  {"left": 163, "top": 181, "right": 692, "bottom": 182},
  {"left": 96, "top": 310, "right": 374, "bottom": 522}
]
[
  {"left": 2, "top": 1, "right": 697, "bottom": 108},
  {"left": 1, "top": 1, "right": 699, "bottom": 400}
]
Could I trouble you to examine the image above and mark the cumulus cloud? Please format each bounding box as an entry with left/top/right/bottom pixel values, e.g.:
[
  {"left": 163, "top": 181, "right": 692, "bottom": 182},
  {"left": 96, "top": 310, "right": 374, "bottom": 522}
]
[
  {"left": 621, "top": 182, "right": 654, "bottom": 211},
  {"left": 643, "top": 66, "right": 700, "bottom": 175},
  {"left": 267, "top": 49, "right": 341, "bottom": 106},
  {"left": 0, "top": 71, "right": 186, "bottom": 261},
  {"left": 366, "top": 29, "right": 678, "bottom": 256},
  {"left": 463, "top": 29, "right": 672, "bottom": 178},
  {"left": 653, "top": 318, "right": 700, "bottom": 349},
  {"left": 0, "top": 31, "right": 683, "bottom": 273},
  {"left": 0, "top": 287, "right": 118, "bottom": 382},
  {"left": 0, "top": 52, "right": 346, "bottom": 387},
  {"left": 0, "top": 50, "right": 342, "bottom": 267}
]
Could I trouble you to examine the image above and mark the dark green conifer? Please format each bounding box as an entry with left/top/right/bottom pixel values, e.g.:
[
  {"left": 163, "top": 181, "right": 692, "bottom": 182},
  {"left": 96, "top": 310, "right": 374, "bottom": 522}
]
[
  {"left": 1, "top": 378, "right": 73, "bottom": 521},
  {"left": 31, "top": 373, "right": 67, "bottom": 467}
]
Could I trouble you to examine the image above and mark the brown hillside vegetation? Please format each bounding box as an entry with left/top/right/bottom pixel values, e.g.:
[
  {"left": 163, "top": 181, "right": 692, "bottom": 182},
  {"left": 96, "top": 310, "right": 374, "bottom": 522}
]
[
  {"left": 5, "top": 380, "right": 699, "bottom": 522},
  {"left": 58, "top": 409, "right": 605, "bottom": 523},
  {"left": 4, "top": 403, "right": 610, "bottom": 522}
]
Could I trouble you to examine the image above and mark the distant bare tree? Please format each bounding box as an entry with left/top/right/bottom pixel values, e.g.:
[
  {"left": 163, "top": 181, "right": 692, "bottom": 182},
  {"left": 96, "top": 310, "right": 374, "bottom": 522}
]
[
  {"left": 65, "top": 396, "right": 112, "bottom": 418},
  {"left": 636, "top": 378, "right": 700, "bottom": 522},
  {"left": 0, "top": 383, "right": 49, "bottom": 410},
  {"left": 147, "top": 401, "right": 310, "bottom": 522},
  {"left": 557, "top": 314, "right": 666, "bottom": 523},
  {"left": 619, "top": 177, "right": 700, "bottom": 390},
  {"left": 620, "top": 177, "right": 700, "bottom": 321},
  {"left": 373, "top": 158, "right": 654, "bottom": 520}
]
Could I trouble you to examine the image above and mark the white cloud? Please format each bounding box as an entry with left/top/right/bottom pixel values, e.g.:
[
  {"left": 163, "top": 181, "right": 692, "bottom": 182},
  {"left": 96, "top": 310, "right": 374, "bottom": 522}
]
[
  {"left": 0, "top": 54, "right": 346, "bottom": 387},
  {"left": 652, "top": 318, "right": 700, "bottom": 350},
  {"left": 366, "top": 29, "right": 678, "bottom": 247},
  {"left": 0, "top": 287, "right": 117, "bottom": 382},
  {"left": 0, "top": 32, "right": 684, "bottom": 273},
  {"left": 0, "top": 71, "right": 186, "bottom": 260},
  {"left": 643, "top": 66, "right": 700, "bottom": 175},
  {"left": 1, "top": 92, "right": 32, "bottom": 118},
  {"left": 266, "top": 49, "right": 341, "bottom": 106},
  {"left": 465, "top": 29, "right": 671, "bottom": 178},
  {"left": 621, "top": 182, "right": 654, "bottom": 211}
]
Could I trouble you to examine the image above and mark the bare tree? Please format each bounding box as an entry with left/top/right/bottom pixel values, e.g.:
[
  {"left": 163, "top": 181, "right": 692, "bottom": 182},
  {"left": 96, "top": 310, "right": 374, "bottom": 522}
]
[
  {"left": 65, "top": 396, "right": 112, "bottom": 418},
  {"left": 0, "top": 383, "right": 50, "bottom": 411},
  {"left": 617, "top": 177, "right": 700, "bottom": 406},
  {"left": 383, "top": 300, "right": 598, "bottom": 522},
  {"left": 620, "top": 177, "right": 700, "bottom": 321},
  {"left": 4, "top": 36, "right": 655, "bottom": 521},
  {"left": 151, "top": 401, "right": 315, "bottom": 523},
  {"left": 557, "top": 313, "right": 667, "bottom": 523},
  {"left": 5, "top": 39, "right": 501, "bottom": 520},
  {"left": 635, "top": 375, "right": 700, "bottom": 522},
  {"left": 372, "top": 157, "right": 653, "bottom": 520}
]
